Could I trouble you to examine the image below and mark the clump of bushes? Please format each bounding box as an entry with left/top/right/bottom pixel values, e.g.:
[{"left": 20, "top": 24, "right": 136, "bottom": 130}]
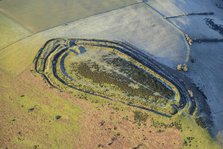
[
  {"left": 195, "top": 117, "right": 207, "bottom": 128},
  {"left": 133, "top": 111, "right": 148, "bottom": 124},
  {"left": 151, "top": 119, "right": 183, "bottom": 131}
]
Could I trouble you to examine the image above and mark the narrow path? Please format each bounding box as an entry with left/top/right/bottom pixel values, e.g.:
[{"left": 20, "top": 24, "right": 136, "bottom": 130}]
[
  {"left": 165, "top": 12, "right": 214, "bottom": 19},
  {"left": 0, "top": 2, "right": 142, "bottom": 51},
  {"left": 142, "top": 2, "right": 191, "bottom": 63}
]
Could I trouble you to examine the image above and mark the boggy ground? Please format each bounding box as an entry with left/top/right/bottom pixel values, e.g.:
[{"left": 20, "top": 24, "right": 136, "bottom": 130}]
[{"left": 0, "top": 66, "right": 220, "bottom": 148}]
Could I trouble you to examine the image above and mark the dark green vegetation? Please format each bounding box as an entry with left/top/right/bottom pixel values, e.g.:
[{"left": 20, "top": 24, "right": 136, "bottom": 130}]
[
  {"left": 103, "top": 53, "right": 173, "bottom": 98},
  {"left": 34, "top": 38, "right": 213, "bottom": 134},
  {"left": 0, "top": 37, "right": 218, "bottom": 148},
  {"left": 133, "top": 111, "right": 148, "bottom": 124},
  {"left": 34, "top": 39, "right": 183, "bottom": 116},
  {"left": 151, "top": 118, "right": 182, "bottom": 131},
  {"left": 73, "top": 59, "right": 173, "bottom": 102}
]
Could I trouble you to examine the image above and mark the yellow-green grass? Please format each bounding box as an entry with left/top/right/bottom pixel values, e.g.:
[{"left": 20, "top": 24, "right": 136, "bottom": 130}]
[
  {"left": 77, "top": 88, "right": 221, "bottom": 149},
  {"left": 37, "top": 40, "right": 220, "bottom": 148},
  {"left": 76, "top": 40, "right": 181, "bottom": 104},
  {"left": 0, "top": 34, "right": 47, "bottom": 75},
  {"left": 0, "top": 0, "right": 137, "bottom": 32},
  {"left": 36, "top": 41, "right": 177, "bottom": 115},
  {"left": 0, "top": 70, "right": 82, "bottom": 148},
  {"left": 179, "top": 115, "right": 220, "bottom": 149},
  {"left": 104, "top": 99, "right": 221, "bottom": 149},
  {"left": 0, "top": 61, "right": 221, "bottom": 148},
  {"left": 0, "top": 36, "right": 221, "bottom": 148},
  {"left": 0, "top": 13, "right": 31, "bottom": 49},
  {"left": 153, "top": 114, "right": 220, "bottom": 149}
]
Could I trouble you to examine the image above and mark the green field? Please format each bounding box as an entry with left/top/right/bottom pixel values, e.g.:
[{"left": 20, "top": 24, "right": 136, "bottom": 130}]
[
  {"left": 0, "top": 13, "right": 31, "bottom": 49},
  {"left": 0, "top": 0, "right": 137, "bottom": 32}
]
